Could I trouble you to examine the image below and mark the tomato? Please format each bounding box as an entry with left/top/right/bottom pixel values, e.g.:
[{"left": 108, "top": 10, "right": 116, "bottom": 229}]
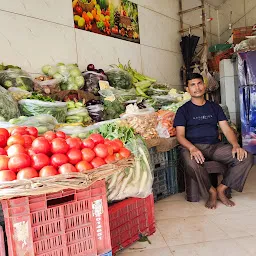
[
  {"left": 67, "top": 148, "right": 82, "bottom": 165},
  {"left": 0, "top": 156, "right": 9, "bottom": 170},
  {"left": 8, "top": 153, "right": 31, "bottom": 172},
  {"left": 44, "top": 131, "right": 56, "bottom": 141},
  {"left": 114, "top": 153, "right": 123, "bottom": 161},
  {"left": 0, "top": 135, "right": 7, "bottom": 148},
  {"left": 26, "top": 127, "right": 38, "bottom": 137},
  {"left": 82, "top": 138, "right": 95, "bottom": 149},
  {"left": 7, "top": 144, "right": 26, "bottom": 157},
  {"left": 51, "top": 138, "right": 69, "bottom": 154},
  {"left": 11, "top": 127, "right": 28, "bottom": 136},
  {"left": 119, "top": 148, "right": 131, "bottom": 159},
  {"left": 31, "top": 137, "right": 51, "bottom": 155},
  {"left": 106, "top": 145, "right": 114, "bottom": 155},
  {"left": 17, "top": 167, "right": 38, "bottom": 180},
  {"left": 94, "top": 144, "right": 108, "bottom": 158},
  {"left": 105, "top": 154, "right": 116, "bottom": 164},
  {"left": 51, "top": 154, "right": 69, "bottom": 168},
  {"left": 31, "top": 153, "right": 50, "bottom": 171},
  {"left": 7, "top": 135, "right": 25, "bottom": 147},
  {"left": 105, "top": 140, "right": 120, "bottom": 153},
  {"left": 0, "top": 148, "right": 7, "bottom": 155},
  {"left": 22, "top": 135, "right": 34, "bottom": 148},
  {"left": 0, "top": 170, "right": 16, "bottom": 181},
  {"left": 66, "top": 138, "right": 82, "bottom": 149},
  {"left": 113, "top": 139, "right": 123, "bottom": 149},
  {"left": 39, "top": 166, "right": 58, "bottom": 177},
  {"left": 76, "top": 161, "right": 93, "bottom": 172},
  {"left": 81, "top": 148, "right": 95, "bottom": 162},
  {"left": 88, "top": 134, "right": 104, "bottom": 145},
  {"left": 56, "top": 131, "right": 66, "bottom": 139},
  {"left": 27, "top": 148, "right": 36, "bottom": 157},
  {"left": 91, "top": 157, "right": 106, "bottom": 168},
  {"left": 59, "top": 163, "right": 78, "bottom": 174},
  {"left": 0, "top": 128, "right": 9, "bottom": 140}
]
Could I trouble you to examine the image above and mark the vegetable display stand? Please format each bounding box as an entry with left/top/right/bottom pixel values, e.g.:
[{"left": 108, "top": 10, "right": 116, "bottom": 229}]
[
  {"left": 108, "top": 194, "right": 155, "bottom": 255},
  {"left": 151, "top": 147, "right": 179, "bottom": 201},
  {"left": 1, "top": 180, "right": 112, "bottom": 256}
]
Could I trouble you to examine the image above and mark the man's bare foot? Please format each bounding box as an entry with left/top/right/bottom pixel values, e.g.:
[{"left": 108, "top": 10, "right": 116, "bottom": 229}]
[
  {"left": 205, "top": 187, "right": 217, "bottom": 209},
  {"left": 217, "top": 184, "right": 235, "bottom": 207}
]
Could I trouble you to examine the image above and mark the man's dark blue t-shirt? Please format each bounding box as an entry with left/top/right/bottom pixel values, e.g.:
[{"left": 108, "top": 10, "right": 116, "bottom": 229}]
[{"left": 173, "top": 100, "right": 227, "bottom": 144}]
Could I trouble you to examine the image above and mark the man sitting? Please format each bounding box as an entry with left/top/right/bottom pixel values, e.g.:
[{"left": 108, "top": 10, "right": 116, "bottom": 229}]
[{"left": 174, "top": 73, "right": 254, "bottom": 209}]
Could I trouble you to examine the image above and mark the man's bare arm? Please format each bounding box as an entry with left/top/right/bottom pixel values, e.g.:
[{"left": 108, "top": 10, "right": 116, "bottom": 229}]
[
  {"left": 219, "top": 120, "right": 247, "bottom": 161},
  {"left": 176, "top": 126, "right": 205, "bottom": 164}
]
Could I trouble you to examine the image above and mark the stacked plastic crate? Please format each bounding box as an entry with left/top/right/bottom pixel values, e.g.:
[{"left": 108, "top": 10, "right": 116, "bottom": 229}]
[
  {"left": 108, "top": 194, "right": 155, "bottom": 255},
  {"left": 1, "top": 180, "right": 112, "bottom": 256},
  {"left": 150, "top": 147, "right": 178, "bottom": 201}
]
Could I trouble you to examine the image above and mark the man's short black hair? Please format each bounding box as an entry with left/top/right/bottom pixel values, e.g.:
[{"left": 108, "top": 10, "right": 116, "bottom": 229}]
[{"left": 186, "top": 73, "right": 204, "bottom": 87}]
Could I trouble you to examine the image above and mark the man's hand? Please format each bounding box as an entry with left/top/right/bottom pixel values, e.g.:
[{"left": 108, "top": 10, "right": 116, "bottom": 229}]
[
  {"left": 232, "top": 145, "right": 247, "bottom": 161},
  {"left": 190, "top": 146, "right": 205, "bottom": 164}
]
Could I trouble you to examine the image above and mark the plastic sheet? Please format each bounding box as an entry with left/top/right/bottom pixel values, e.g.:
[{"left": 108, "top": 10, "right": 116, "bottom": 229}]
[
  {"left": 18, "top": 99, "right": 67, "bottom": 123},
  {"left": 107, "top": 137, "right": 153, "bottom": 201}
]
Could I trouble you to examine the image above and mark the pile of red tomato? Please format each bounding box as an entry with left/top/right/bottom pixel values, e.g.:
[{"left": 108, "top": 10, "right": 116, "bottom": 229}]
[{"left": 0, "top": 127, "right": 131, "bottom": 182}]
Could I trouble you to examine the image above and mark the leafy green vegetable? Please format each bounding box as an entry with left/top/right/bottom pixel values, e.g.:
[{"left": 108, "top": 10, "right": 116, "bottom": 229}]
[
  {"left": 26, "top": 93, "right": 55, "bottom": 102},
  {"left": 105, "top": 69, "right": 133, "bottom": 90}
]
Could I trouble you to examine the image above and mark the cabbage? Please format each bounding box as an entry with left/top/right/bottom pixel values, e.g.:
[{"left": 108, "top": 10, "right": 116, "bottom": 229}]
[
  {"left": 69, "top": 68, "right": 81, "bottom": 77},
  {"left": 75, "top": 76, "right": 84, "bottom": 88},
  {"left": 53, "top": 73, "right": 64, "bottom": 81},
  {"left": 48, "top": 67, "right": 58, "bottom": 76},
  {"left": 42, "top": 65, "right": 52, "bottom": 75}
]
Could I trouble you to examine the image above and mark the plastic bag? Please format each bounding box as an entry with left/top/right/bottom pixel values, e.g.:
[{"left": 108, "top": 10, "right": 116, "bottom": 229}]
[
  {"left": 107, "top": 137, "right": 153, "bottom": 202},
  {"left": 201, "top": 69, "right": 219, "bottom": 92},
  {"left": 156, "top": 110, "right": 176, "bottom": 137},
  {"left": 0, "top": 68, "right": 33, "bottom": 91},
  {"left": 34, "top": 78, "right": 61, "bottom": 95},
  {"left": 121, "top": 106, "right": 158, "bottom": 140},
  {"left": 8, "top": 87, "right": 32, "bottom": 101},
  {"left": 9, "top": 114, "right": 57, "bottom": 134},
  {"left": 86, "top": 104, "right": 104, "bottom": 122},
  {"left": 148, "top": 83, "right": 169, "bottom": 96},
  {"left": 105, "top": 69, "right": 133, "bottom": 90},
  {"left": 18, "top": 99, "right": 67, "bottom": 123},
  {"left": 66, "top": 107, "right": 91, "bottom": 124},
  {"left": 0, "top": 86, "right": 20, "bottom": 121},
  {"left": 83, "top": 71, "right": 107, "bottom": 95}
]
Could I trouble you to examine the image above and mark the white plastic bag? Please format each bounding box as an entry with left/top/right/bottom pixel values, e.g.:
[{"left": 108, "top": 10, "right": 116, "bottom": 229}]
[{"left": 107, "top": 137, "right": 153, "bottom": 202}]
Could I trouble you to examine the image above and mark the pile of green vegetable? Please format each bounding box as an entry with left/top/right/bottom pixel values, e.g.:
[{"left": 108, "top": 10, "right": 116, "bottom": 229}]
[
  {"left": 0, "top": 67, "right": 33, "bottom": 91},
  {"left": 103, "top": 99, "right": 125, "bottom": 120},
  {"left": 42, "top": 63, "right": 85, "bottom": 91},
  {"left": 66, "top": 101, "right": 91, "bottom": 124},
  {"left": 0, "top": 86, "right": 20, "bottom": 121},
  {"left": 111, "top": 61, "right": 156, "bottom": 98}
]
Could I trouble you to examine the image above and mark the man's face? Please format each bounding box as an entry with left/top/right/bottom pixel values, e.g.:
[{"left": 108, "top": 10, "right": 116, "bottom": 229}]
[{"left": 186, "top": 78, "right": 206, "bottom": 98}]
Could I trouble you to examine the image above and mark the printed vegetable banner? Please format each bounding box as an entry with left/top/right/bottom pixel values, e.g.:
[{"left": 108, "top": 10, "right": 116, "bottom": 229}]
[{"left": 72, "top": 0, "right": 140, "bottom": 43}]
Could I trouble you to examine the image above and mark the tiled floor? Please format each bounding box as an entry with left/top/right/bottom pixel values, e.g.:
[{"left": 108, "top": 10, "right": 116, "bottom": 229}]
[{"left": 118, "top": 165, "right": 256, "bottom": 256}]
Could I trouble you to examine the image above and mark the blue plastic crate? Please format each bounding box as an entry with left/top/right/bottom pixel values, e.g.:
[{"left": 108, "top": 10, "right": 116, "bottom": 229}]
[
  {"left": 153, "top": 166, "right": 170, "bottom": 201},
  {"left": 166, "top": 164, "right": 178, "bottom": 195},
  {"left": 149, "top": 147, "right": 169, "bottom": 170},
  {"left": 167, "top": 148, "right": 178, "bottom": 166}
]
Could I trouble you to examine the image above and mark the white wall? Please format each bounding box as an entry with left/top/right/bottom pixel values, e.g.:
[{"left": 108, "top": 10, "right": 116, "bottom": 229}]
[
  {"left": 218, "top": 0, "right": 256, "bottom": 43},
  {"left": 0, "top": 0, "right": 188, "bottom": 89}
]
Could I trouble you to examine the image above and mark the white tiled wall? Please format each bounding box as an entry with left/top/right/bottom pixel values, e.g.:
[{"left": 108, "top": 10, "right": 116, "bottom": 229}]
[{"left": 0, "top": 0, "right": 219, "bottom": 89}]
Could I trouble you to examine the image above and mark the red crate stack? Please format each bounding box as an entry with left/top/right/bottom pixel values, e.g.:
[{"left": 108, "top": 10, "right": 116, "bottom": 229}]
[
  {"left": 108, "top": 194, "right": 156, "bottom": 255},
  {"left": 1, "top": 180, "right": 112, "bottom": 256}
]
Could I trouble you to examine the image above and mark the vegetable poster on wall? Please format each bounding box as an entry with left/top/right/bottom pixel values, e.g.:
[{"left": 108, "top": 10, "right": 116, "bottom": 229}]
[{"left": 72, "top": 0, "right": 140, "bottom": 43}]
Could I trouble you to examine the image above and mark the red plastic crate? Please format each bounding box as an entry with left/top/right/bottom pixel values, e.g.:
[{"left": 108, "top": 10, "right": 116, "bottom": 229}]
[
  {"left": 233, "top": 26, "right": 253, "bottom": 44},
  {"left": 1, "top": 180, "right": 111, "bottom": 256},
  {"left": 108, "top": 194, "right": 156, "bottom": 255}
]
